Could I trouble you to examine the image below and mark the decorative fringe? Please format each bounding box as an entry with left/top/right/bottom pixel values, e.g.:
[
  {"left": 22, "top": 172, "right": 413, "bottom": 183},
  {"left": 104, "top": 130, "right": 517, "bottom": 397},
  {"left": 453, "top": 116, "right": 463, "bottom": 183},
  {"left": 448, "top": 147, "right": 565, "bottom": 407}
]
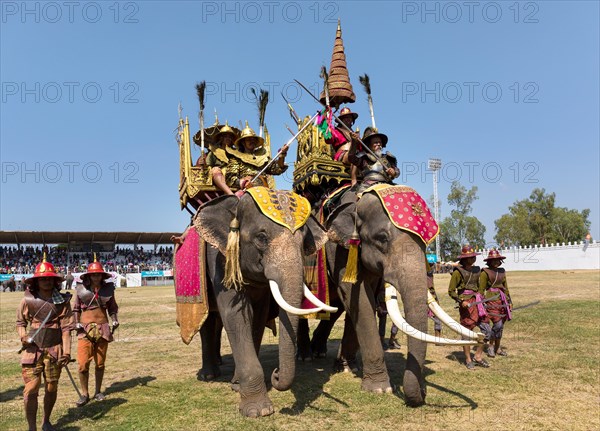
[
  {"left": 341, "top": 231, "right": 360, "bottom": 283},
  {"left": 223, "top": 218, "right": 244, "bottom": 290}
]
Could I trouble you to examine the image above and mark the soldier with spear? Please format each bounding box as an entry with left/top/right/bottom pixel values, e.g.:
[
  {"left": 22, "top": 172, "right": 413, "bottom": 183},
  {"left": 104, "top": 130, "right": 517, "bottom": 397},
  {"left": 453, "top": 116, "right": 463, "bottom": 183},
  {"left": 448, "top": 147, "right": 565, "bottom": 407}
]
[{"left": 347, "top": 74, "right": 400, "bottom": 193}]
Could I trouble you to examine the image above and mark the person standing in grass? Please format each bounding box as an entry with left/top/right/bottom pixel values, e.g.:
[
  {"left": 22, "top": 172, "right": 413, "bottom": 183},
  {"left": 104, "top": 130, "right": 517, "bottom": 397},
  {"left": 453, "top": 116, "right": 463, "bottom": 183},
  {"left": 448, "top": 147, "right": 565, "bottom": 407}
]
[
  {"left": 17, "top": 256, "right": 73, "bottom": 431},
  {"left": 73, "top": 256, "right": 119, "bottom": 407},
  {"left": 480, "top": 249, "right": 512, "bottom": 358},
  {"left": 426, "top": 261, "right": 443, "bottom": 341},
  {"left": 448, "top": 245, "right": 491, "bottom": 370}
]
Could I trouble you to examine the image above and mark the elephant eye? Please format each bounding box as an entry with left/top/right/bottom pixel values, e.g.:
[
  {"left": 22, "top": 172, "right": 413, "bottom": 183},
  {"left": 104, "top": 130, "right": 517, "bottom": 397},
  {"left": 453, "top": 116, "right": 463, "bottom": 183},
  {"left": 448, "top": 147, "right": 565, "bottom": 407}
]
[
  {"left": 255, "top": 232, "right": 269, "bottom": 248},
  {"left": 375, "top": 233, "right": 389, "bottom": 244}
]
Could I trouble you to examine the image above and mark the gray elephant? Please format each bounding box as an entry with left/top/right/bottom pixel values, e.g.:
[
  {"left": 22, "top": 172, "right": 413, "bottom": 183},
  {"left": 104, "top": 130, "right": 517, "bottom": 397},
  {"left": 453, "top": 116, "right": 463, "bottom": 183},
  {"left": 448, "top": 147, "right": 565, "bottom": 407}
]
[
  {"left": 194, "top": 190, "right": 329, "bottom": 417},
  {"left": 326, "top": 185, "right": 437, "bottom": 406}
]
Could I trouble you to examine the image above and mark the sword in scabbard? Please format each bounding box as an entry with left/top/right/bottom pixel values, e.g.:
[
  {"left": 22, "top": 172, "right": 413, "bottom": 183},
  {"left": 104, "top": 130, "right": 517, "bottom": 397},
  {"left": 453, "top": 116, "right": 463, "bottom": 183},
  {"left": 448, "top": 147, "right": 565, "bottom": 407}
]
[
  {"left": 17, "top": 311, "right": 52, "bottom": 354},
  {"left": 293, "top": 78, "right": 393, "bottom": 180},
  {"left": 471, "top": 293, "right": 500, "bottom": 307},
  {"left": 248, "top": 112, "right": 319, "bottom": 187},
  {"left": 454, "top": 294, "right": 500, "bottom": 309}
]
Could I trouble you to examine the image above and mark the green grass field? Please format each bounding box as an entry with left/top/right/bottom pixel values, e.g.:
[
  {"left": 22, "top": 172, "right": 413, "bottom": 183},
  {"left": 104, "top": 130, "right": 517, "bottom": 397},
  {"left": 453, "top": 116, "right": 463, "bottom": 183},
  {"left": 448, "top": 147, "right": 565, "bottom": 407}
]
[{"left": 1, "top": 270, "right": 598, "bottom": 431}]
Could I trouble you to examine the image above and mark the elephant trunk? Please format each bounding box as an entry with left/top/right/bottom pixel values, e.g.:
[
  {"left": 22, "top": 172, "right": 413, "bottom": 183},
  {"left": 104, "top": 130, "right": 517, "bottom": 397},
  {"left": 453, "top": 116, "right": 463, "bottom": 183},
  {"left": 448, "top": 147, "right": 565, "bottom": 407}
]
[
  {"left": 266, "top": 234, "right": 308, "bottom": 391},
  {"left": 271, "top": 306, "right": 299, "bottom": 391}
]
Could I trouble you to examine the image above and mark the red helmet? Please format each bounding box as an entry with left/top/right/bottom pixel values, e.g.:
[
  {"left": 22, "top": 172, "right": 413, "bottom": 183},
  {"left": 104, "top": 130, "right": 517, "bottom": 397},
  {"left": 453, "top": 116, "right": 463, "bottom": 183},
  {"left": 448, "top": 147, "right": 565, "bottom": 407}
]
[
  {"left": 484, "top": 248, "right": 506, "bottom": 261},
  {"left": 457, "top": 245, "right": 481, "bottom": 260},
  {"left": 24, "top": 254, "right": 64, "bottom": 286},
  {"left": 81, "top": 255, "right": 111, "bottom": 282}
]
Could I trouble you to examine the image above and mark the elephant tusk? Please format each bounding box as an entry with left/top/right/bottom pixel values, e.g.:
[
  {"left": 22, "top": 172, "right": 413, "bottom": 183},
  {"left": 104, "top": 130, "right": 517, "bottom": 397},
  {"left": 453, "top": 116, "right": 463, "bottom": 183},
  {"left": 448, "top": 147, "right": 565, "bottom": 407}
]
[
  {"left": 385, "top": 284, "right": 480, "bottom": 346},
  {"left": 303, "top": 284, "right": 338, "bottom": 312},
  {"left": 269, "top": 281, "right": 323, "bottom": 316},
  {"left": 427, "top": 291, "right": 484, "bottom": 342}
]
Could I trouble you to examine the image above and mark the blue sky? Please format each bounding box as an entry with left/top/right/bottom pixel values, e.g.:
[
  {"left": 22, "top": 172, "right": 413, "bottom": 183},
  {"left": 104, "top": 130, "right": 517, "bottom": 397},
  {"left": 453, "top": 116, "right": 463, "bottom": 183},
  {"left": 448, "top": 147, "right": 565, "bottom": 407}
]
[{"left": 1, "top": 1, "right": 598, "bottom": 245}]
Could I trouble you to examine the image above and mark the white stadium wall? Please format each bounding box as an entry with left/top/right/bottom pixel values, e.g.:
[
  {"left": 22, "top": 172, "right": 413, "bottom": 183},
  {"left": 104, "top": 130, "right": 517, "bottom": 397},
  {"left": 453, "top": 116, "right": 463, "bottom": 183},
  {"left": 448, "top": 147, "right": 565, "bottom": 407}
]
[{"left": 475, "top": 241, "right": 600, "bottom": 271}]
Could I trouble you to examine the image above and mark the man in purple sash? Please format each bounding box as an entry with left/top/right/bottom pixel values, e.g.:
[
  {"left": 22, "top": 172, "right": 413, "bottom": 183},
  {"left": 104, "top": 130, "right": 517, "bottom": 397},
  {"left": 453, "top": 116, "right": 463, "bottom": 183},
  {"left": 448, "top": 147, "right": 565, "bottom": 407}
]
[
  {"left": 448, "top": 245, "right": 491, "bottom": 369},
  {"left": 480, "top": 249, "right": 512, "bottom": 357}
]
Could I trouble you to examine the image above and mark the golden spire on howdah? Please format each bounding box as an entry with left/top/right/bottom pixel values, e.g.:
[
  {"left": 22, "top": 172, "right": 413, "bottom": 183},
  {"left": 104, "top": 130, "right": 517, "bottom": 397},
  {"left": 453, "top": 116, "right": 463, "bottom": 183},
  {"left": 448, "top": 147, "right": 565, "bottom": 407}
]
[{"left": 320, "top": 19, "right": 356, "bottom": 109}]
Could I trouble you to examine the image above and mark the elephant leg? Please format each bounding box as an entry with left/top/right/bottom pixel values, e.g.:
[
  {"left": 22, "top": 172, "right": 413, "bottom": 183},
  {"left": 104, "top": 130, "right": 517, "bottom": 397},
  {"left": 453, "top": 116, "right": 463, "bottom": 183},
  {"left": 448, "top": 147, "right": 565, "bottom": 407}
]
[
  {"left": 198, "top": 312, "right": 221, "bottom": 381},
  {"left": 401, "top": 297, "right": 428, "bottom": 406},
  {"left": 214, "top": 314, "right": 223, "bottom": 365},
  {"left": 252, "top": 297, "right": 270, "bottom": 356},
  {"left": 311, "top": 301, "right": 344, "bottom": 358},
  {"left": 334, "top": 313, "right": 360, "bottom": 373},
  {"left": 218, "top": 296, "right": 273, "bottom": 417},
  {"left": 296, "top": 318, "right": 312, "bottom": 361},
  {"left": 207, "top": 250, "right": 273, "bottom": 417},
  {"left": 339, "top": 281, "right": 392, "bottom": 393}
]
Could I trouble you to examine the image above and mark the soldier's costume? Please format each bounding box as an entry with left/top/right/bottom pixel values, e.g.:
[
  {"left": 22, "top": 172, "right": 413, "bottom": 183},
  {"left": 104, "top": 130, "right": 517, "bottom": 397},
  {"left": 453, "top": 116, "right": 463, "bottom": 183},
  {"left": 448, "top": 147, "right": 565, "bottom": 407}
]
[
  {"left": 16, "top": 257, "right": 73, "bottom": 431},
  {"left": 426, "top": 261, "right": 442, "bottom": 339},
  {"left": 348, "top": 127, "right": 400, "bottom": 193},
  {"left": 448, "top": 245, "right": 491, "bottom": 369},
  {"left": 328, "top": 107, "right": 360, "bottom": 163},
  {"left": 73, "top": 258, "right": 119, "bottom": 406},
  {"left": 225, "top": 124, "right": 288, "bottom": 190},
  {"left": 479, "top": 249, "right": 512, "bottom": 357},
  {"left": 205, "top": 123, "right": 238, "bottom": 196}
]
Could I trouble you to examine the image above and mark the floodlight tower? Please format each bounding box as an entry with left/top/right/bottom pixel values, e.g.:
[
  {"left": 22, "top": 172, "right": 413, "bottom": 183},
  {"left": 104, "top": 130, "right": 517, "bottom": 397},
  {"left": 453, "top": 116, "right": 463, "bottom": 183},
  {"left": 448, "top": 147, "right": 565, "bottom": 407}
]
[{"left": 428, "top": 158, "right": 442, "bottom": 262}]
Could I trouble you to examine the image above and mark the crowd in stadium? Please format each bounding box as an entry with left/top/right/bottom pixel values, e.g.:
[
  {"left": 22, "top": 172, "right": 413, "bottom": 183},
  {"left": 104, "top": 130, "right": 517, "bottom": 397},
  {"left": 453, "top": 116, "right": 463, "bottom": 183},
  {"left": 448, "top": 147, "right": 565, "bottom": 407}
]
[{"left": 0, "top": 245, "right": 174, "bottom": 275}]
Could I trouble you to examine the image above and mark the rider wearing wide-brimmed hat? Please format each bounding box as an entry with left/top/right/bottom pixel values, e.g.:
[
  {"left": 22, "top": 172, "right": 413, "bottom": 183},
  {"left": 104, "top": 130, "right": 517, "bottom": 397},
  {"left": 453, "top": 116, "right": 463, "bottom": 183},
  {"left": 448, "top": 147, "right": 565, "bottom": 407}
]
[
  {"left": 16, "top": 255, "right": 73, "bottom": 431},
  {"left": 329, "top": 107, "right": 361, "bottom": 164},
  {"left": 73, "top": 256, "right": 119, "bottom": 407},
  {"left": 448, "top": 245, "right": 491, "bottom": 369},
  {"left": 225, "top": 122, "right": 288, "bottom": 191},
  {"left": 479, "top": 248, "right": 512, "bottom": 358},
  {"left": 348, "top": 126, "right": 400, "bottom": 193},
  {"left": 206, "top": 122, "right": 239, "bottom": 196}
]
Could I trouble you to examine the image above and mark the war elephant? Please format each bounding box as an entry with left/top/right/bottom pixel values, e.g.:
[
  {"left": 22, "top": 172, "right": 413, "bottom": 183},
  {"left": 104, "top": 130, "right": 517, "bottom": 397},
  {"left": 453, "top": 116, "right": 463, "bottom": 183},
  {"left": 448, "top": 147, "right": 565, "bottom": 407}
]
[
  {"left": 194, "top": 189, "right": 330, "bottom": 417},
  {"left": 326, "top": 185, "right": 479, "bottom": 406}
]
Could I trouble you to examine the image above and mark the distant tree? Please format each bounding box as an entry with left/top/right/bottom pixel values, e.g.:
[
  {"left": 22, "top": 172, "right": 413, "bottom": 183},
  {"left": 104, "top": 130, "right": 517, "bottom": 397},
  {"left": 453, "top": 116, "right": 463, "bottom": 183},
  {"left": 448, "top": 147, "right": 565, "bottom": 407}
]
[
  {"left": 439, "top": 181, "right": 486, "bottom": 261},
  {"left": 494, "top": 188, "right": 590, "bottom": 246},
  {"left": 550, "top": 207, "right": 591, "bottom": 244}
]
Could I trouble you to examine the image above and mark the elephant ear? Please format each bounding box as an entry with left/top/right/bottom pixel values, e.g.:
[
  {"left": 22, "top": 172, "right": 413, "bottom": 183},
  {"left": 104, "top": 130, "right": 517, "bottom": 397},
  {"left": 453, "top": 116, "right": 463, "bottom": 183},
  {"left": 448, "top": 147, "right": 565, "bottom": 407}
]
[
  {"left": 302, "top": 216, "right": 328, "bottom": 256},
  {"left": 194, "top": 195, "right": 239, "bottom": 254},
  {"left": 325, "top": 202, "right": 357, "bottom": 247}
]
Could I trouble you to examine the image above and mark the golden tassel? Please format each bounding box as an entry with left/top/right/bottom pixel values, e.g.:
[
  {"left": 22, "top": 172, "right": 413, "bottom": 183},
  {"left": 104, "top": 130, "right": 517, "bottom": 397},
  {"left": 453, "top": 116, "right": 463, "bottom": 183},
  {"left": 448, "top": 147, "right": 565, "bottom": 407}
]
[
  {"left": 341, "top": 230, "right": 360, "bottom": 284},
  {"left": 223, "top": 218, "right": 244, "bottom": 290}
]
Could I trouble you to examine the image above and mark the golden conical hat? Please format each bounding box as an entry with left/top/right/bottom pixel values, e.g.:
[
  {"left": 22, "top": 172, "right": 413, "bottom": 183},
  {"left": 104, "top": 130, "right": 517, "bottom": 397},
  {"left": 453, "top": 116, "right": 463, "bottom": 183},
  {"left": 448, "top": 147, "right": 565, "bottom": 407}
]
[
  {"left": 214, "top": 122, "right": 238, "bottom": 143},
  {"left": 320, "top": 20, "right": 356, "bottom": 108},
  {"left": 234, "top": 121, "right": 265, "bottom": 150}
]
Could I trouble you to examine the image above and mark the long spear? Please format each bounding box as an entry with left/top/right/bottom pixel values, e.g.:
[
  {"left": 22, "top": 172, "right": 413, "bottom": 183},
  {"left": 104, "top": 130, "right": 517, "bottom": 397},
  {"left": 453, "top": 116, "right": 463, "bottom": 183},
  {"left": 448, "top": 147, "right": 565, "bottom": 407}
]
[
  {"left": 195, "top": 81, "right": 206, "bottom": 153},
  {"left": 248, "top": 112, "right": 319, "bottom": 187},
  {"left": 294, "top": 79, "right": 392, "bottom": 179},
  {"left": 281, "top": 91, "right": 300, "bottom": 125},
  {"left": 359, "top": 74, "right": 376, "bottom": 129}
]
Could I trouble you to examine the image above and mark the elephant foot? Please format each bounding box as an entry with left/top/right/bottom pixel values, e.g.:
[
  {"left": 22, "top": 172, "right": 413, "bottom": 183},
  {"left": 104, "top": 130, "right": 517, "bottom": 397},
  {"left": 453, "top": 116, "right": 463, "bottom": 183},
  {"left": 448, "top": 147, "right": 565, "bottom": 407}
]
[
  {"left": 197, "top": 367, "right": 221, "bottom": 382},
  {"left": 296, "top": 350, "right": 313, "bottom": 362},
  {"left": 333, "top": 358, "right": 359, "bottom": 374},
  {"left": 239, "top": 395, "right": 274, "bottom": 418},
  {"left": 405, "top": 389, "right": 426, "bottom": 407},
  {"left": 361, "top": 375, "right": 393, "bottom": 394}
]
